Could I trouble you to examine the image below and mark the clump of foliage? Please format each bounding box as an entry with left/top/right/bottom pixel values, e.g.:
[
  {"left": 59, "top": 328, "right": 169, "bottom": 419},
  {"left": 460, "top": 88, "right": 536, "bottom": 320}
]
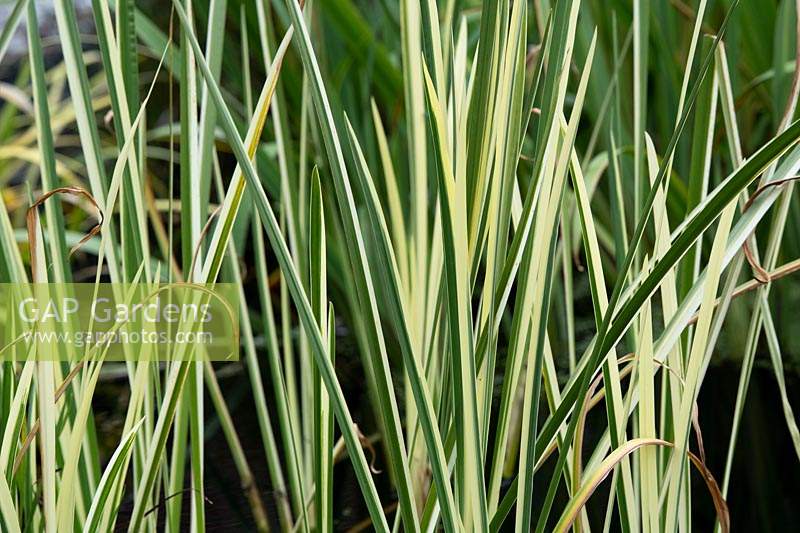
[{"left": 1, "top": 0, "right": 799, "bottom": 531}]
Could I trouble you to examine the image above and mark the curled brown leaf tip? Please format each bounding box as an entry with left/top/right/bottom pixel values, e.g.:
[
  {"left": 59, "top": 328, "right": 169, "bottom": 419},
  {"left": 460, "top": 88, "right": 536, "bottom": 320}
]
[
  {"left": 741, "top": 176, "right": 800, "bottom": 284},
  {"left": 26, "top": 186, "right": 104, "bottom": 276},
  {"left": 354, "top": 424, "right": 382, "bottom": 474}
]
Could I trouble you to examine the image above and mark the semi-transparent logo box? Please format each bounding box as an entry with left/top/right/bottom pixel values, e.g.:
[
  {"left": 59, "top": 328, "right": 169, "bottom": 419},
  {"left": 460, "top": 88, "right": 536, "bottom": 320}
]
[{"left": 0, "top": 283, "right": 240, "bottom": 361}]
